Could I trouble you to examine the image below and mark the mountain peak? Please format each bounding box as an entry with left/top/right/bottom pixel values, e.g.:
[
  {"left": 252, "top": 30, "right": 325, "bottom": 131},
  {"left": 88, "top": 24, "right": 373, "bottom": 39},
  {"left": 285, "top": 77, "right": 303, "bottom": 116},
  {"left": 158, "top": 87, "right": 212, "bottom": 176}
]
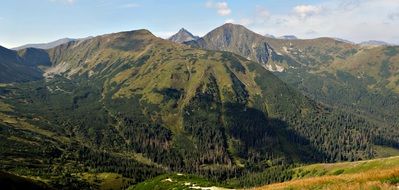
[
  {"left": 209, "top": 23, "right": 258, "bottom": 37},
  {"left": 220, "top": 23, "right": 247, "bottom": 30},
  {"left": 178, "top": 28, "right": 189, "bottom": 33},
  {"left": 117, "top": 29, "right": 155, "bottom": 37},
  {"left": 168, "top": 28, "right": 199, "bottom": 43}
]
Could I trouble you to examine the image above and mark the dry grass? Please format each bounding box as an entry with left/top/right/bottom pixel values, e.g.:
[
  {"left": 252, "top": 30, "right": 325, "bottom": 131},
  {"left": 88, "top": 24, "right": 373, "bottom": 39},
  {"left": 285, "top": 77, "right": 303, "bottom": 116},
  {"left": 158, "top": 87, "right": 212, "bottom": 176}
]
[{"left": 253, "top": 166, "right": 399, "bottom": 190}]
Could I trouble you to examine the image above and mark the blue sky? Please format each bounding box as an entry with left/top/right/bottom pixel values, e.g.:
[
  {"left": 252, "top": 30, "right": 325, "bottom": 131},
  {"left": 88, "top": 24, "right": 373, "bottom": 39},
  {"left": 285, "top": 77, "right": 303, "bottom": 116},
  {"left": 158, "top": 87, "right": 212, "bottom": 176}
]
[{"left": 1, "top": 0, "right": 399, "bottom": 48}]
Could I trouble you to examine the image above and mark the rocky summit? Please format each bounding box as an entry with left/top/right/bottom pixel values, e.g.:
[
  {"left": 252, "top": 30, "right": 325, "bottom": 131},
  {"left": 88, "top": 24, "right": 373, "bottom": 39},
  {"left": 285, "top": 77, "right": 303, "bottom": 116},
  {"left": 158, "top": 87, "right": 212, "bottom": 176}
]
[{"left": 168, "top": 28, "right": 199, "bottom": 43}]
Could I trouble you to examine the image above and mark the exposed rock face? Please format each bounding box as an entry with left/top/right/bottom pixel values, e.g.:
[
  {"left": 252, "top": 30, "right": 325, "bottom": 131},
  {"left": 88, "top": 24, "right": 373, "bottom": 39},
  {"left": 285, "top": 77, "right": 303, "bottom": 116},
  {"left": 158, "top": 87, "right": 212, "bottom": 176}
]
[{"left": 168, "top": 28, "right": 199, "bottom": 43}]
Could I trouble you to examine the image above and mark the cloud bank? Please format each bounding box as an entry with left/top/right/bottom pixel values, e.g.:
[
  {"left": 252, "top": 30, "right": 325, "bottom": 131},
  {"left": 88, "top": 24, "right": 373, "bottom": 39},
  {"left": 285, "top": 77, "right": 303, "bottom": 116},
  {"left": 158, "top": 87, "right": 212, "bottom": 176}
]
[{"left": 206, "top": 1, "right": 231, "bottom": 16}]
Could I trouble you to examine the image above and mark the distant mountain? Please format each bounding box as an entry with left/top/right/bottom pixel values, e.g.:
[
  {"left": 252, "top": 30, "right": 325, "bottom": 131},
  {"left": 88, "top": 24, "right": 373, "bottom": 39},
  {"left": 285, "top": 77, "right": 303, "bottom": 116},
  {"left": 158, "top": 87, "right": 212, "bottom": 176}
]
[
  {"left": 12, "top": 37, "right": 92, "bottom": 50},
  {"left": 12, "top": 38, "right": 75, "bottom": 50},
  {"left": 359, "top": 40, "right": 391, "bottom": 46},
  {"left": 264, "top": 34, "right": 276, "bottom": 38},
  {"left": 278, "top": 35, "right": 298, "bottom": 40},
  {"left": 168, "top": 28, "right": 199, "bottom": 43}
]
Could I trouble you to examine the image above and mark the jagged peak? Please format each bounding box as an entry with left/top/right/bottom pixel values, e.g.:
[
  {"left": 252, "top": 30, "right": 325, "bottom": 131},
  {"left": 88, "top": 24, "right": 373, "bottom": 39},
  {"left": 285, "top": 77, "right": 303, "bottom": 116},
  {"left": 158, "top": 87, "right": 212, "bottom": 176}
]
[
  {"left": 178, "top": 28, "right": 190, "bottom": 33},
  {"left": 169, "top": 28, "right": 199, "bottom": 43}
]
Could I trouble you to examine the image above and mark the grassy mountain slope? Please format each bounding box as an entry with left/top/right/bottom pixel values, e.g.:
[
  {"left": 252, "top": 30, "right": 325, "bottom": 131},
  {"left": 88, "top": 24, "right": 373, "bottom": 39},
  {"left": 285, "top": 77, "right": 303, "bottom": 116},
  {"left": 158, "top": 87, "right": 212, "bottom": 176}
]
[
  {"left": 255, "top": 156, "right": 399, "bottom": 190},
  {"left": 0, "top": 29, "right": 397, "bottom": 188}
]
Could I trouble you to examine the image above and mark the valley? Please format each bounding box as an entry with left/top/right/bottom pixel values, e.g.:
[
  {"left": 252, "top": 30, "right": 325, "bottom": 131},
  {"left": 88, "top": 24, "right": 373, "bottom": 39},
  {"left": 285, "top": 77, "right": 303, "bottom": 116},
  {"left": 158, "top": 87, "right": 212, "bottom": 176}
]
[{"left": 0, "top": 25, "right": 398, "bottom": 190}]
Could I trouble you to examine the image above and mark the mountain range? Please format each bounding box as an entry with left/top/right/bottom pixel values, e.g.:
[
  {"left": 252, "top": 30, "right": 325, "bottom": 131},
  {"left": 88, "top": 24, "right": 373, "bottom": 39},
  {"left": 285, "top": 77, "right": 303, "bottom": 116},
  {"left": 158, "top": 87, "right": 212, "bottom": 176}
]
[
  {"left": 0, "top": 24, "right": 398, "bottom": 189},
  {"left": 11, "top": 37, "right": 93, "bottom": 50}
]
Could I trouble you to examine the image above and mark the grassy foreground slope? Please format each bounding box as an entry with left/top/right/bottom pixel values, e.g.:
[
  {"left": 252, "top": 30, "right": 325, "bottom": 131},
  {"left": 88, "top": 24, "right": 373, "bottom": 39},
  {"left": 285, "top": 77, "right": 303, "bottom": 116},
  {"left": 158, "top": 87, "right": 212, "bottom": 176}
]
[{"left": 255, "top": 156, "right": 399, "bottom": 190}]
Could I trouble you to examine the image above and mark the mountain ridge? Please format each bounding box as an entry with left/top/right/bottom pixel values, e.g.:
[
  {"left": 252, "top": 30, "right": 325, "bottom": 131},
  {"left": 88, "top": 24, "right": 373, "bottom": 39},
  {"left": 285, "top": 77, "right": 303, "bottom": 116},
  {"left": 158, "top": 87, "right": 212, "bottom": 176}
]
[{"left": 12, "top": 36, "right": 93, "bottom": 50}]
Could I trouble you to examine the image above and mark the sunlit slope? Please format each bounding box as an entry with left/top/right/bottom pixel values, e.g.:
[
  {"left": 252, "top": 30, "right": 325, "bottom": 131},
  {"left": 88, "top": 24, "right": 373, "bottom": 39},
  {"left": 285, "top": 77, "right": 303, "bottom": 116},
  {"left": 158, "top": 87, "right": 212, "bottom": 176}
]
[{"left": 255, "top": 156, "right": 399, "bottom": 190}]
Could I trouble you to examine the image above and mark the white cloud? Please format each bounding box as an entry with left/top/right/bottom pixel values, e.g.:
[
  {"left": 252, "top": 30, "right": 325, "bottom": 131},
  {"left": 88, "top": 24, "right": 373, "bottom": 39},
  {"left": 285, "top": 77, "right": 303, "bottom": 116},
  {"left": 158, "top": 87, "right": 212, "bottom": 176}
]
[
  {"left": 256, "top": 6, "right": 270, "bottom": 19},
  {"left": 216, "top": 2, "right": 231, "bottom": 16},
  {"left": 293, "top": 5, "right": 322, "bottom": 18},
  {"left": 206, "top": 1, "right": 231, "bottom": 16},
  {"left": 49, "top": 0, "right": 75, "bottom": 4},
  {"left": 122, "top": 3, "right": 140, "bottom": 8},
  {"left": 247, "top": 0, "right": 399, "bottom": 44}
]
